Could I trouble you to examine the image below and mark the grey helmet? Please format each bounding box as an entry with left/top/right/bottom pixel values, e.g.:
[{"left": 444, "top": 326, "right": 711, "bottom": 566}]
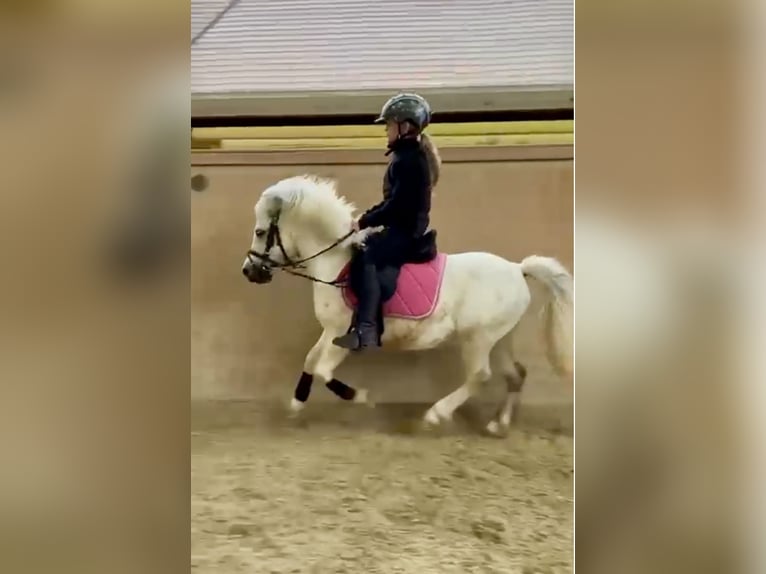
[{"left": 374, "top": 93, "right": 432, "bottom": 131}]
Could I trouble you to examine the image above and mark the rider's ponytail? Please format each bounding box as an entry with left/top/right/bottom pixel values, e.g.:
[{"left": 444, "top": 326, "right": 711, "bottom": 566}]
[{"left": 419, "top": 132, "right": 442, "bottom": 188}]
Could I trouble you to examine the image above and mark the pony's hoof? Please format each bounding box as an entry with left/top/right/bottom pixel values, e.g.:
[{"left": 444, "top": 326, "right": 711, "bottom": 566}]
[
  {"left": 484, "top": 420, "right": 509, "bottom": 438},
  {"left": 353, "top": 388, "right": 375, "bottom": 408},
  {"left": 287, "top": 398, "right": 305, "bottom": 418},
  {"left": 422, "top": 406, "right": 451, "bottom": 429}
]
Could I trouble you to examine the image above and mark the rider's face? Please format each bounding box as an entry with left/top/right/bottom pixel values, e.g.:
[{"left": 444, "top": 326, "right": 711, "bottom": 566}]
[
  {"left": 385, "top": 121, "right": 399, "bottom": 144},
  {"left": 385, "top": 121, "right": 414, "bottom": 144}
]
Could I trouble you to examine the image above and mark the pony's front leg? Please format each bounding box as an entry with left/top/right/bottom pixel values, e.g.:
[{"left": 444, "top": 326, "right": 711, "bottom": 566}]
[{"left": 290, "top": 330, "right": 367, "bottom": 416}]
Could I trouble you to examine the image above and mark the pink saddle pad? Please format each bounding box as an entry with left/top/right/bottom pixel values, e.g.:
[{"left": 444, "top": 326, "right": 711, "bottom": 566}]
[{"left": 340, "top": 253, "right": 447, "bottom": 320}]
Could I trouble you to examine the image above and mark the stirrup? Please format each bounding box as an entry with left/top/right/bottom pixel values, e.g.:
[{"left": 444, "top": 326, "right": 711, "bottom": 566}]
[
  {"left": 332, "top": 331, "right": 361, "bottom": 350},
  {"left": 332, "top": 328, "right": 380, "bottom": 351}
]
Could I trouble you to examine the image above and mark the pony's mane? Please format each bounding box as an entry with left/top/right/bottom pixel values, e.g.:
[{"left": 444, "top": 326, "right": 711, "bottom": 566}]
[{"left": 261, "top": 175, "right": 356, "bottom": 227}]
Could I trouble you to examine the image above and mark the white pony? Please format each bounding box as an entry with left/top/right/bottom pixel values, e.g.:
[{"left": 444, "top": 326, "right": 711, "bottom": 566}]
[{"left": 242, "top": 175, "right": 573, "bottom": 436}]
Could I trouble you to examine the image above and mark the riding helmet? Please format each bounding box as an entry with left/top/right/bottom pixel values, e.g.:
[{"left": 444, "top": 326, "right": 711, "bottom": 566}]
[{"left": 374, "top": 93, "right": 432, "bottom": 131}]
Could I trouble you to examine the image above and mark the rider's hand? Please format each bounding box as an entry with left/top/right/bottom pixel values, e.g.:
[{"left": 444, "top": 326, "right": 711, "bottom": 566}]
[{"left": 351, "top": 219, "right": 361, "bottom": 232}]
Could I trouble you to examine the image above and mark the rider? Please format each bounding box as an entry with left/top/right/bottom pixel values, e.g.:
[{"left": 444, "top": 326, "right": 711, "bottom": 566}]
[{"left": 332, "top": 93, "right": 441, "bottom": 351}]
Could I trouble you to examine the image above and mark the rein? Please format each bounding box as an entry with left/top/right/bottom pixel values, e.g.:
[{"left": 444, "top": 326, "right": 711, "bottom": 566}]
[{"left": 247, "top": 222, "right": 353, "bottom": 287}]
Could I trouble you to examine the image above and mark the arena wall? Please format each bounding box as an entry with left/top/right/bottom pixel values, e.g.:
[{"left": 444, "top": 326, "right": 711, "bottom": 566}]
[{"left": 191, "top": 149, "right": 573, "bottom": 409}]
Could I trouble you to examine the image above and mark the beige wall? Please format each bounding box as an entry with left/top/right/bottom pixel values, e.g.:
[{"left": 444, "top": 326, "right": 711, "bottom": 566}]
[{"left": 191, "top": 154, "right": 573, "bottom": 405}]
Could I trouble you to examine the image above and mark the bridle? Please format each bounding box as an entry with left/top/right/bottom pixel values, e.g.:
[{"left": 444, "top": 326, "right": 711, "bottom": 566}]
[{"left": 246, "top": 219, "right": 353, "bottom": 287}]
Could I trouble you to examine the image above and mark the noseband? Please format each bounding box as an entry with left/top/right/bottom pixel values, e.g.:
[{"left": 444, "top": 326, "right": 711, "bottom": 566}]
[{"left": 246, "top": 220, "right": 353, "bottom": 286}]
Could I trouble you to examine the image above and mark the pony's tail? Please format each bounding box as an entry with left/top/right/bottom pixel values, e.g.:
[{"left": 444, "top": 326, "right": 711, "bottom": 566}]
[
  {"left": 420, "top": 132, "right": 442, "bottom": 188},
  {"left": 521, "top": 255, "right": 574, "bottom": 378}
]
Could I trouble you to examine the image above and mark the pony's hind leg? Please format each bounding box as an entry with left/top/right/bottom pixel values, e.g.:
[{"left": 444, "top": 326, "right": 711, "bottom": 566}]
[
  {"left": 486, "top": 337, "right": 527, "bottom": 437},
  {"left": 423, "top": 335, "right": 495, "bottom": 427}
]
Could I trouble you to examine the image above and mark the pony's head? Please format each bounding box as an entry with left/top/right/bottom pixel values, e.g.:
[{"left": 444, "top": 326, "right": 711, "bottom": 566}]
[{"left": 242, "top": 175, "right": 355, "bottom": 283}]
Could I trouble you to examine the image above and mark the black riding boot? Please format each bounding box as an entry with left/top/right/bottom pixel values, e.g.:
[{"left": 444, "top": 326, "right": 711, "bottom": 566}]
[{"left": 332, "top": 262, "right": 381, "bottom": 351}]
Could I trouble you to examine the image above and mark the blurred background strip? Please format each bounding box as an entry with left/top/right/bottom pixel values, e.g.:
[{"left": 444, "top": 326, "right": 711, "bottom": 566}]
[
  {"left": 191, "top": 121, "right": 574, "bottom": 150},
  {"left": 191, "top": 0, "right": 573, "bottom": 119}
]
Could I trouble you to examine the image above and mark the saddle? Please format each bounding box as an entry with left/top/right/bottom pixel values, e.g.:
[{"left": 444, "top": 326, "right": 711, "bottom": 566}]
[
  {"left": 350, "top": 229, "right": 438, "bottom": 301},
  {"left": 403, "top": 229, "right": 439, "bottom": 264},
  {"left": 348, "top": 229, "right": 439, "bottom": 337}
]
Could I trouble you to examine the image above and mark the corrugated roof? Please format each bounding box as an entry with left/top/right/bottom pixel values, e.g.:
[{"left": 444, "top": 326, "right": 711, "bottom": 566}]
[
  {"left": 192, "top": 0, "right": 234, "bottom": 41},
  {"left": 191, "top": 0, "right": 572, "bottom": 95}
]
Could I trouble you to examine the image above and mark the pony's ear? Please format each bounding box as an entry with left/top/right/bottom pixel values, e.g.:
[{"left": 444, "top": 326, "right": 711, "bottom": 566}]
[{"left": 267, "top": 196, "right": 284, "bottom": 222}]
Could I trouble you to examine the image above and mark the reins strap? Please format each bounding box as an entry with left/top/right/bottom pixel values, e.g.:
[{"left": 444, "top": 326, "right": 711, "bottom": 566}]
[
  {"left": 281, "top": 268, "right": 348, "bottom": 287},
  {"left": 290, "top": 230, "right": 354, "bottom": 267}
]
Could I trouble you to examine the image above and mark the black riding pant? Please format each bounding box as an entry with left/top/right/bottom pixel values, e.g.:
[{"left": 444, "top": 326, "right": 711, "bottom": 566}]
[{"left": 353, "top": 229, "right": 413, "bottom": 327}]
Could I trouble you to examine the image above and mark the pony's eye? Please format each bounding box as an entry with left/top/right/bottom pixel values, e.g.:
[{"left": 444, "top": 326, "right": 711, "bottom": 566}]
[{"left": 255, "top": 229, "right": 266, "bottom": 238}]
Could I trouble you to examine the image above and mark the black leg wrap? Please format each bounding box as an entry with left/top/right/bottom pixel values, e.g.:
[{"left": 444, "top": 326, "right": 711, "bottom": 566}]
[
  {"left": 295, "top": 371, "right": 313, "bottom": 402},
  {"left": 326, "top": 379, "right": 356, "bottom": 401}
]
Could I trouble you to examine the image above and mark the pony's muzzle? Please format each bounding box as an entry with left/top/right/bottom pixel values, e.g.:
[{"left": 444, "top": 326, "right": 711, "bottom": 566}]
[{"left": 242, "top": 258, "right": 273, "bottom": 284}]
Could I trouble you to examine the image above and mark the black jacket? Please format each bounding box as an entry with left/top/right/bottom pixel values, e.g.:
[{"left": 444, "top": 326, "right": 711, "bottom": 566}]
[{"left": 358, "top": 138, "right": 431, "bottom": 238}]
